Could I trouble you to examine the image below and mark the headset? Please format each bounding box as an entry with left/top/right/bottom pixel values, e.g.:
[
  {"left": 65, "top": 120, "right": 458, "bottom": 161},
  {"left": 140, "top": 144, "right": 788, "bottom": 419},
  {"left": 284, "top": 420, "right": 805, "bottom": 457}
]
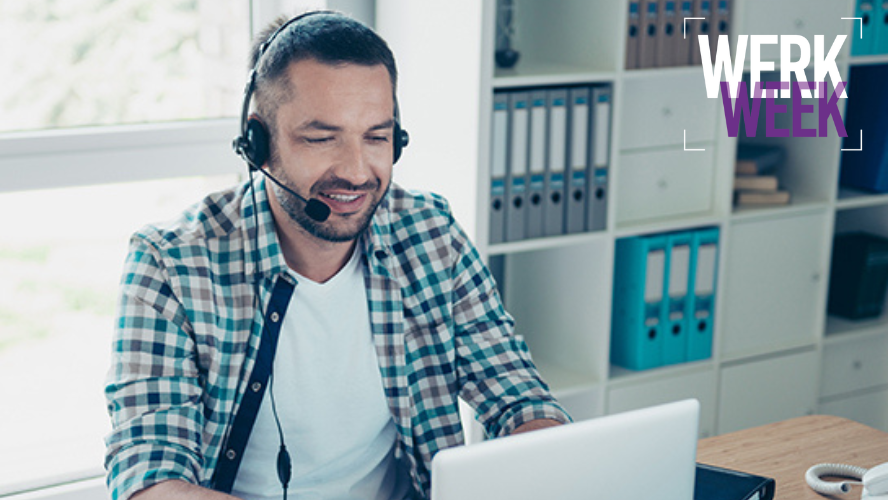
[
  {"left": 232, "top": 10, "right": 410, "bottom": 223},
  {"left": 230, "top": 12, "right": 410, "bottom": 499}
]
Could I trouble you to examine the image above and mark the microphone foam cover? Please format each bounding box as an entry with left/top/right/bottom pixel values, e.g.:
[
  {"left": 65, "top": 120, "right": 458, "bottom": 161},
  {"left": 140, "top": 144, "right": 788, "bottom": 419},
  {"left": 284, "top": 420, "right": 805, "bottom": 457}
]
[{"left": 305, "top": 199, "right": 331, "bottom": 222}]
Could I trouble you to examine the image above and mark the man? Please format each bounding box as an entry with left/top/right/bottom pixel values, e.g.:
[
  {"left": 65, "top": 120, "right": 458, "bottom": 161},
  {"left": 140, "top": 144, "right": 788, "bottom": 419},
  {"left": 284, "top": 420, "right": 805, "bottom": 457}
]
[{"left": 105, "top": 11, "right": 570, "bottom": 500}]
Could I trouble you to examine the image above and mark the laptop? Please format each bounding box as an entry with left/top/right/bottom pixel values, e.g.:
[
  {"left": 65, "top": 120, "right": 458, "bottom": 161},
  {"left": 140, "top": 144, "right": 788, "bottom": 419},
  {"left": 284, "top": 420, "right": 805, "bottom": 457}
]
[{"left": 431, "top": 398, "right": 700, "bottom": 500}]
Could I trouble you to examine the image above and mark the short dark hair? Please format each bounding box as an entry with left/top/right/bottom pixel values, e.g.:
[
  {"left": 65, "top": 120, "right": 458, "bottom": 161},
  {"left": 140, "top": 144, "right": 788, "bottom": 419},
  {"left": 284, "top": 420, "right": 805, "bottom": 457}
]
[{"left": 250, "top": 11, "right": 398, "bottom": 131}]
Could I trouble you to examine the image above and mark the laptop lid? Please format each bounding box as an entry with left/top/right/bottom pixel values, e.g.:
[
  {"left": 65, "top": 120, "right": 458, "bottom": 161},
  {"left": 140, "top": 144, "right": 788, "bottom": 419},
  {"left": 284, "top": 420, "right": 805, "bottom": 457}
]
[{"left": 431, "top": 398, "right": 700, "bottom": 500}]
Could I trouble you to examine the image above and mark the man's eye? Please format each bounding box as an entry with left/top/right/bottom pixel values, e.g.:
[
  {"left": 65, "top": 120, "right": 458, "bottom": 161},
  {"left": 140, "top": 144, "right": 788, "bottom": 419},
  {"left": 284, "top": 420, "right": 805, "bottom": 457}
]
[
  {"left": 304, "top": 137, "right": 332, "bottom": 144},
  {"left": 367, "top": 135, "right": 390, "bottom": 143}
]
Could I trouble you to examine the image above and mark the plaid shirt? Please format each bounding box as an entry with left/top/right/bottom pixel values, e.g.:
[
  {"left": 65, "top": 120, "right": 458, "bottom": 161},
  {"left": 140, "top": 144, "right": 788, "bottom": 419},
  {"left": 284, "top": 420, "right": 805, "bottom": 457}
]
[{"left": 104, "top": 179, "right": 571, "bottom": 500}]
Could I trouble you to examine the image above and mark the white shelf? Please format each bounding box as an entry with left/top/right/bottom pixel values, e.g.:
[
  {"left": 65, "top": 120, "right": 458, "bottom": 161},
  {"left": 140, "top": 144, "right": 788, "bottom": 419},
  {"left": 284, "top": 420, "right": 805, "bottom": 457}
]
[
  {"left": 720, "top": 341, "right": 819, "bottom": 365},
  {"left": 487, "top": 230, "right": 609, "bottom": 256},
  {"left": 619, "top": 65, "right": 702, "bottom": 79},
  {"left": 836, "top": 187, "right": 888, "bottom": 211},
  {"left": 608, "top": 360, "right": 716, "bottom": 387},
  {"left": 494, "top": 64, "right": 616, "bottom": 88},
  {"left": 849, "top": 54, "right": 888, "bottom": 67},
  {"left": 825, "top": 315, "right": 888, "bottom": 344},
  {"left": 730, "top": 198, "right": 830, "bottom": 222},
  {"left": 534, "top": 362, "right": 600, "bottom": 393},
  {"left": 614, "top": 212, "right": 723, "bottom": 238}
]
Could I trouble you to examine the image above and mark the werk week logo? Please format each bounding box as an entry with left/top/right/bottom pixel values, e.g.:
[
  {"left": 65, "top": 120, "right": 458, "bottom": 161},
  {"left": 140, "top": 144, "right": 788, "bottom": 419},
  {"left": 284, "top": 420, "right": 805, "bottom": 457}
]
[
  {"left": 686, "top": 18, "right": 862, "bottom": 150},
  {"left": 702, "top": 34, "right": 847, "bottom": 138}
]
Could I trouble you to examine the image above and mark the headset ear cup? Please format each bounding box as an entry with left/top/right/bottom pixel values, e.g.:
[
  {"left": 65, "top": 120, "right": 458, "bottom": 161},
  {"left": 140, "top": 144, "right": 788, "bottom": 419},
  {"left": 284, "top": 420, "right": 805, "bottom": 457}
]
[
  {"left": 393, "top": 122, "right": 409, "bottom": 164},
  {"left": 244, "top": 118, "right": 271, "bottom": 169}
]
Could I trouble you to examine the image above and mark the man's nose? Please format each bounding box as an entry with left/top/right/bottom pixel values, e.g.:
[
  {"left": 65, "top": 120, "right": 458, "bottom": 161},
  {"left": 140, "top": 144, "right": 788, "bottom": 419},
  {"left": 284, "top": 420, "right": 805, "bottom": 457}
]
[{"left": 332, "top": 137, "right": 375, "bottom": 187}]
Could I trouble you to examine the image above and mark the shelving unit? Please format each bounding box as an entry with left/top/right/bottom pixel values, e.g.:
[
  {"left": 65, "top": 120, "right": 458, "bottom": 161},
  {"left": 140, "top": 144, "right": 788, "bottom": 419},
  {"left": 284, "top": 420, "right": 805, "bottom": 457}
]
[{"left": 376, "top": 0, "right": 888, "bottom": 437}]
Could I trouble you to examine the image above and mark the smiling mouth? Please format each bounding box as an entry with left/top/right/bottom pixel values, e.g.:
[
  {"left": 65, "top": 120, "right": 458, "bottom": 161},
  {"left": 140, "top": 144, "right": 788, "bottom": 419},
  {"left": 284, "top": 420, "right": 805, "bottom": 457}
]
[{"left": 321, "top": 192, "right": 363, "bottom": 203}]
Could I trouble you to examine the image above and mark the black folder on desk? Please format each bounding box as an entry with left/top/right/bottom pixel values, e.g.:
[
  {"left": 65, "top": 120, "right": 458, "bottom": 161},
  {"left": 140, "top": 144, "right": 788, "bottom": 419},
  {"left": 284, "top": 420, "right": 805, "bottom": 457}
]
[{"left": 694, "top": 463, "right": 775, "bottom": 500}]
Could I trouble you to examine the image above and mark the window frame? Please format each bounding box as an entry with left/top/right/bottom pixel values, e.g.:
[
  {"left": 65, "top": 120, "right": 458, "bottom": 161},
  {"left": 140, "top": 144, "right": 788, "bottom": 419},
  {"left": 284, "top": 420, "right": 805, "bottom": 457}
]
[
  {"left": 0, "top": 0, "right": 320, "bottom": 194},
  {"left": 0, "top": 119, "right": 245, "bottom": 194}
]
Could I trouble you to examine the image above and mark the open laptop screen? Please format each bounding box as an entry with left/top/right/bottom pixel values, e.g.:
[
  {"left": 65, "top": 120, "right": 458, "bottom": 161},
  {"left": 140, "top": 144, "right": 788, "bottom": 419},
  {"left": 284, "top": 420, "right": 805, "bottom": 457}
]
[{"left": 431, "top": 399, "right": 700, "bottom": 500}]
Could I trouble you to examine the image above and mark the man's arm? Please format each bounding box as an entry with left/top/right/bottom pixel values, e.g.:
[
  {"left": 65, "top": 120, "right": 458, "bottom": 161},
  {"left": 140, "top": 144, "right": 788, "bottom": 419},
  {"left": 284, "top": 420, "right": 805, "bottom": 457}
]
[
  {"left": 511, "top": 419, "right": 564, "bottom": 435},
  {"left": 445, "top": 210, "right": 573, "bottom": 437},
  {"left": 132, "top": 480, "right": 240, "bottom": 500},
  {"left": 106, "top": 238, "right": 207, "bottom": 500}
]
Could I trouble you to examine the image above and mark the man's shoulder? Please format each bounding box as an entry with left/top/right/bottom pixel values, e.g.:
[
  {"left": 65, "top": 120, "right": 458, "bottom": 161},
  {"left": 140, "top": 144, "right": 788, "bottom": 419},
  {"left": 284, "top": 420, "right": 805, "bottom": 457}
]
[
  {"left": 384, "top": 183, "right": 452, "bottom": 224},
  {"left": 377, "top": 184, "right": 475, "bottom": 266},
  {"left": 133, "top": 183, "right": 245, "bottom": 252}
]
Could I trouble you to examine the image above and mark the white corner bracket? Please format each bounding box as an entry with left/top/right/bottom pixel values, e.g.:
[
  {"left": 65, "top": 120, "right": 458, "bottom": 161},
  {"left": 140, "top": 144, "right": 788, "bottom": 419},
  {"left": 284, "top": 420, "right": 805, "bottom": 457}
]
[
  {"left": 684, "top": 17, "right": 705, "bottom": 39},
  {"left": 841, "top": 130, "right": 863, "bottom": 151},
  {"left": 684, "top": 130, "right": 705, "bottom": 151},
  {"left": 841, "top": 17, "right": 863, "bottom": 39}
]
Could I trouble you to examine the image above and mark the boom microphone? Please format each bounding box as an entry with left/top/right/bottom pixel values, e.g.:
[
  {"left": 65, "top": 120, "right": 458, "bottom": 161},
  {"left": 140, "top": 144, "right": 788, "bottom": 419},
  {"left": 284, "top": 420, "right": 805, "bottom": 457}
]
[{"left": 254, "top": 168, "right": 331, "bottom": 223}]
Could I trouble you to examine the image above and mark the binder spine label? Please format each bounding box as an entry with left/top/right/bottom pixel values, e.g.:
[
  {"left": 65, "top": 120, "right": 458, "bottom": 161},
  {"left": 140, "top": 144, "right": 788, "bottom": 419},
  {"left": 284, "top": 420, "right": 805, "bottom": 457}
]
[
  {"left": 594, "top": 168, "right": 608, "bottom": 182},
  {"left": 571, "top": 170, "right": 587, "bottom": 186}
]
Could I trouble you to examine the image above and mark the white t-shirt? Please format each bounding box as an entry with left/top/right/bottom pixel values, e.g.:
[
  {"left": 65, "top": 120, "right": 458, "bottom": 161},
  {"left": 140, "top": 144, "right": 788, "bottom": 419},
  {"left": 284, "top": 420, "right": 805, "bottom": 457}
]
[{"left": 232, "top": 246, "right": 410, "bottom": 500}]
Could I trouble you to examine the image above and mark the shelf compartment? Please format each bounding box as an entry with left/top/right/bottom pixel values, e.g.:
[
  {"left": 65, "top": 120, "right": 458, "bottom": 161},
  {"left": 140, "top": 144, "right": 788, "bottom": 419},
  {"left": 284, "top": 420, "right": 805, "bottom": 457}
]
[
  {"left": 607, "top": 362, "right": 718, "bottom": 437},
  {"left": 821, "top": 330, "right": 888, "bottom": 398},
  {"left": 717, "top": 348, "right": 819, "bottom": 434},
  {"left": 493, "top": 0, "right": 623, "bottom": 80},
  {"left": 732, "top": 0, "right": 853, "bottom": 64},
  {"left": 619, "top": 71, "right": 718, "bottom": 151},
  {"left": 496, "top": 239, "right": 613, "bottom": 387},
  {"left": 826, "top": 206, "right": 888, "bottom": 329},
  {"left": 720, "top": 211, "right": 830, "bottom": 359},
  {"left": 615, "top": 147, "right": 717, "bottom": 226},
  {"left": 819, "top": 388, "right": 888, "bottom": 433},
  {"left": 731, "top": 68, "right": 845, "bottom": 209}
]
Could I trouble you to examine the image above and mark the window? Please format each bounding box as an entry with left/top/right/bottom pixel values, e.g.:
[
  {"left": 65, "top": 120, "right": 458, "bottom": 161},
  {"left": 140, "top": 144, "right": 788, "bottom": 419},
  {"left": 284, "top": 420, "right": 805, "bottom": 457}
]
[
  {"left": 0, "top": 175, "right": 240, "bottom": 496},
  {"left": 0, "top": 0, "right": 251, "bottom": 495}
]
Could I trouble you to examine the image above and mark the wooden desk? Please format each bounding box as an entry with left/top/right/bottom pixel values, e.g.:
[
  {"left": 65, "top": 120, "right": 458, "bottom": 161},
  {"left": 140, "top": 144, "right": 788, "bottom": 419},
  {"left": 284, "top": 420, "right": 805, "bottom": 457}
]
[{"left": 697, "top": 415, "right": 888, "bottom": 499}]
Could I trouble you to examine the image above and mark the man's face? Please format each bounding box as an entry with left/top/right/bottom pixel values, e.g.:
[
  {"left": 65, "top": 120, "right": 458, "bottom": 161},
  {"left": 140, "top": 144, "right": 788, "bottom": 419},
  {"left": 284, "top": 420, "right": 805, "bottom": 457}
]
[{"left": 266, "top": 58, "right": 395, "bottom": 243}]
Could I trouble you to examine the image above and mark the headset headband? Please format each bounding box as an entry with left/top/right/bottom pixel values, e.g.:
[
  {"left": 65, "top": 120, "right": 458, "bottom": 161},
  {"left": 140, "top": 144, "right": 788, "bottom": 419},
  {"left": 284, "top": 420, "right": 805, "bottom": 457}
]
[{"left": 232, "top": 11, "right": 408, "bottom": 169}]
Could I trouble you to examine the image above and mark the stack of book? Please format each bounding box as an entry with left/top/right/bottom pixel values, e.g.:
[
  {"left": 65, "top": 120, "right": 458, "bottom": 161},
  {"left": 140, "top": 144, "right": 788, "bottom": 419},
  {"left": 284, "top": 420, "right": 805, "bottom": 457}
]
[{"left": 733, "top": 144, "right": 790, "bottom": 207}]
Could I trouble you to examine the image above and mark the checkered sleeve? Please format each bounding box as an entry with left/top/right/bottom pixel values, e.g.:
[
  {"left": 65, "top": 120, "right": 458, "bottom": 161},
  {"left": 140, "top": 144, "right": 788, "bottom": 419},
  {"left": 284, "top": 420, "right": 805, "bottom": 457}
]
[
  {"left": 448, "top": 216, "right": 572, "bottom": 438},
  {"left": 104, "top": 235, "right": 205, "bottom": 500}
]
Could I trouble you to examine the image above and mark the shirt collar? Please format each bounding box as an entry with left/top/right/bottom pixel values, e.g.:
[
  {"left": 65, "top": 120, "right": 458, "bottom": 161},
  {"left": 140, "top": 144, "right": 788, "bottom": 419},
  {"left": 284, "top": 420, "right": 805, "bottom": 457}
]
[
  {"left": 363, "top": 185, "right": 394, "bottom": 267},
  {"left": 242, "top": 175, "right": 289, "bottom": 280}
]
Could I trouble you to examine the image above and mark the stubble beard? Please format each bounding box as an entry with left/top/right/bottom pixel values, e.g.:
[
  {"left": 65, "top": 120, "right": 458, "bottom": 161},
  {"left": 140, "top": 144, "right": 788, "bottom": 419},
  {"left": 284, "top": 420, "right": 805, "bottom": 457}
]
[{"left": 268, "top": 162, "right": 388, "bottom": 243}]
